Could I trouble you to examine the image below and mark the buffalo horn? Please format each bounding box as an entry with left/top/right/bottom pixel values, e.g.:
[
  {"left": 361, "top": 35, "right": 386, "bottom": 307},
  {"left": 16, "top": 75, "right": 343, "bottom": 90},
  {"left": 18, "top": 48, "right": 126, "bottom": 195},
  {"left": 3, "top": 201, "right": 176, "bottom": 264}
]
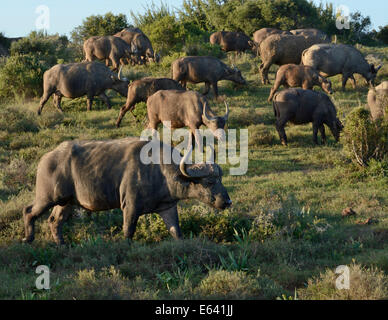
[
  {"left": 203, "top": 102, "right": 217, "bottom": 122},
  {"left": 223, "top": 101, "right": 229, "bottom": 121}
]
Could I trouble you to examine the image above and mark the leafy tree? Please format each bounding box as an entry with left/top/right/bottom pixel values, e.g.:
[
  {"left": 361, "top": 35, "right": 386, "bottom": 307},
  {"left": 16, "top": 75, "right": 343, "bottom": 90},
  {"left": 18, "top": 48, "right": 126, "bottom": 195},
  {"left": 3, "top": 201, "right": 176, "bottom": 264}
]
[
  {"left": 10, "top": 31, "right": 71, "bottom": 65},
  {"left": 71, "top": 12, "right": 129, "bottom": 45},
  {"left": 376, "top": 25, "right": 388, "bottom": 44}
]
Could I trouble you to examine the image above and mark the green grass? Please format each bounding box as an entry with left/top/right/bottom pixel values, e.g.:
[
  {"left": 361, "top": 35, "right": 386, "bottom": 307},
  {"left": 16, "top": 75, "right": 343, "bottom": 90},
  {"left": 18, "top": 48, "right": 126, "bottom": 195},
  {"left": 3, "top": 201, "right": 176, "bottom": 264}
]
[{"left": 0, "top": 48, "right": 388, "bottom": 300}]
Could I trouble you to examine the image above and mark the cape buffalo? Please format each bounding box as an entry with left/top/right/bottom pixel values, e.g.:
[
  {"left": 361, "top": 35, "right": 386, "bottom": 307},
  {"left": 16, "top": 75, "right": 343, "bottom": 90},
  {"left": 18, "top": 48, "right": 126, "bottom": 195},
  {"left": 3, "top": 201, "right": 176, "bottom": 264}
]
[
  {"left": 146, "top": 90, "right": 229, "bottom": 146},
  {"left": 259, "top": 34, "right": 326, "bottom": 84},
  {"left": 22, "top": 138, "right": 232, "bottom": 244},
  {"left": 114, "top": 28, "right": 159, "bottom": 64},
  {"left": 252, "top": 28, "right": 291, "bottom": 47},
  {"left": 38, "top": 62, "right": 129, "bottom": 115},
  {"left": 83, "top": 36, "right": 135, "bottom": 71},
  {"left": 268, "top": 64, "right": 333, "bottom": 102},
  {"left": 210, "top": 31, "right": 258, "bottom": 55},
  {"left": 272, "top": 88, "right": 343, "bottom": 145},
  {"left": 171, "top": 56, "right": 246, "bottom": 99},
  {"left": 301, "top": 44, "right": 382, "bottom": 90},
  {"left": 116, "top": 77, "right": 185, "bottom": 127},
  {"left": 368, "top": 81, "right": 388, "bottom": 121}
]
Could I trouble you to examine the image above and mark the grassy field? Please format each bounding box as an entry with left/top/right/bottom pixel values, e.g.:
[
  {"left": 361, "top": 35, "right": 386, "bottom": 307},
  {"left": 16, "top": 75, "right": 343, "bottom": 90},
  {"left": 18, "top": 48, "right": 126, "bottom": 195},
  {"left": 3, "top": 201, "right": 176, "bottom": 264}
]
[{"left": 0, "top": 46, "right": 387, "bottom": 300}]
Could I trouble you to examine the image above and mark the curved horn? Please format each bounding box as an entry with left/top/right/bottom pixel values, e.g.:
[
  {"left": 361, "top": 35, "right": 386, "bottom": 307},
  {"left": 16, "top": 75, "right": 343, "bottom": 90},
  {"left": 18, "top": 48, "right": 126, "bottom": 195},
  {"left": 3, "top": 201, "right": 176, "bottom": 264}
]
[
  {"left": 179, "top": 136, "right": 193, "bottom": 178},
  {"left": 118, "top": 65, "right": 123, "bottom": 80},
  {"left": 203, "top": 102, "right": 217, "bottom": 122},
  {"left": 376, "top": 65, "right": 383, "bottom": 71},
  {"left": 223, "top": 101, "right": 229, "bottom": 121}
]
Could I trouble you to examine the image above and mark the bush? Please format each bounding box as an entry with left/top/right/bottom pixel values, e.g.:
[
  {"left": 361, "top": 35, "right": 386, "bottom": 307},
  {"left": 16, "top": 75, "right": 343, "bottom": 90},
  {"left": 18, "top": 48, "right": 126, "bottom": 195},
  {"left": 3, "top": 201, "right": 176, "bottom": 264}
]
[
  {"left": 342, "top": 107, "right": 388, "bottom": 167},
  {"left": 0, "top": 54, "right": 49, "bottom": 101},
  {"left": 10, "top": 31, "right": 72, "bottom": 65}
]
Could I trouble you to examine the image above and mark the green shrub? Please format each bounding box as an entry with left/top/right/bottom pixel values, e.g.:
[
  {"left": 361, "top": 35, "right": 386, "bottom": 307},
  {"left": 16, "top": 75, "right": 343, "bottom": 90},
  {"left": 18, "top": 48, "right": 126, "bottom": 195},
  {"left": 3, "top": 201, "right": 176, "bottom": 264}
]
[
  {"left": 0, "top": 54, "right": 49, "bottom": 101},
  {"left": 195, "top": 269, "right": 283, "bottom": 299},
  {"left": 342, "top": 107, "right": 388, "bottom": 167}
]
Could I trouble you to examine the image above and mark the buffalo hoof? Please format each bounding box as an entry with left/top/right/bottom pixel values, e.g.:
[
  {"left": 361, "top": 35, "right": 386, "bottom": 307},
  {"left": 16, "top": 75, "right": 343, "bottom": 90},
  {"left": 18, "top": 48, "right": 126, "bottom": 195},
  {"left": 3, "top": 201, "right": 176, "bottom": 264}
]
[{"left": 22, "top": 236, "right": 34, "bottom": 244}]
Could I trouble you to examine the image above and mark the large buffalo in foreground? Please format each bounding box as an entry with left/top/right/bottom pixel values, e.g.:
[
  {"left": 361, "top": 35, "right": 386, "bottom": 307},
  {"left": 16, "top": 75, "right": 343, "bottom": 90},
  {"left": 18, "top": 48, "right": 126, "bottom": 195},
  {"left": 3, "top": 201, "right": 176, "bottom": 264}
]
[
  {"left": 252, "top": 28, "right": 291, "bottom": 47},
  {"left": 83, "top": 36, "right": 135, "bottom": 71},
  {"left": 38, "top": 62, "right": 129, "bottom": 115},
  {"left": 368, "top": 81, "right": 388, "bottom": 121},
  {"left": 268, "top": 64, "right": 332, "bottom": 101},
  {"left": 259, "top": 34, "right": 325, "bottom": 84},
  {"left": 272, "top": 89, "right": 343, "bottom": 145},
  {"left": 172, "top": 56, "right": 246, "bottom": 98},
  {"left": 147, "top": 90, "right": 229, "bottom": 145},
  {"left": 210, "top": 31, "right": 258, "bottom": 54},
  {"left": 301, "top": 44, "right": 382, "bottom": 90},
  {"left": 114, "top": 28, "right": 159, "bottom": 64},
  {"left": 116, "top": 77, "right": 185, "bottom": 127},
  {"left": 22, "top": 138, "right": 232, "bottom": 244}
]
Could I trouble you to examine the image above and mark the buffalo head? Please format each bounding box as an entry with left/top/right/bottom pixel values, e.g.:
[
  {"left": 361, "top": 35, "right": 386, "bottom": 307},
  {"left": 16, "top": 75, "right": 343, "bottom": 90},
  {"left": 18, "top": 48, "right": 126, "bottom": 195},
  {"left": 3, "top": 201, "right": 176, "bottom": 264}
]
[
  {"left": 111, "top": 66, "right": 129, "bottom": 97},
  {"left": 225, "top": 65, "right": 246, "bottom": 85},
  {"left": 179, "top": 144, "right": 232, "bottom": 210},
  {"left": 367, "top": 64, "right": 382, "bottom": 86}
]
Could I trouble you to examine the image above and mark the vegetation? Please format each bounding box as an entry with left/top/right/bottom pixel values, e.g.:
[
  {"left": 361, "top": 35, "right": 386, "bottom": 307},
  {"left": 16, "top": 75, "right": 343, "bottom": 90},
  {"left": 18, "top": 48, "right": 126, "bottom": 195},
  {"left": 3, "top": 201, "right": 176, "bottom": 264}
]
[{"left": 0, "top": 0, "right": 387, "bottom": 301}]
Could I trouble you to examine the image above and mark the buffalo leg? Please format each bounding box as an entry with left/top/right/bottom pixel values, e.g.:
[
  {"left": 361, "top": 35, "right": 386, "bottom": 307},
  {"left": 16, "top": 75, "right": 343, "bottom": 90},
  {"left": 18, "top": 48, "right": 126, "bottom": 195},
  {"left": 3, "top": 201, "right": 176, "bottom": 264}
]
[
  {"left": 275, "top": 119, "right": 288, "bottom": 146},
  {"left": 268, "top": 80, "right": 282, "bottom": 102},
  {"left": 99, "top": 93, "right": 112, "bottom": 109},
  {"left": 53, "top": 94, "right": 63, "bottom": 113},
  {"left": 350, "top": 75, "right": 356, "bottom": 89},
  {"left": 342, "top": 73, "right": 350, "bottom": 90},
  {"left": 22, "top": 201, "right": 54, "bottom": 243},
  {"left": 159, "top": 206, "right": 182, "bottom": 240},
  {"left": 211, "top": 82, "right": 219, "bottom": 99},
  {"left": 203, "top": 82, "right": 211, "bottom": 95},
  {"left": 38, "top": 91, "right": 53, "bottom": 115},
  {"left": 312, "top": 122, "right": 320, "bottom": 144},
  {"left": 122, "top": 206, "right": 139, "bottom": 240},
  {"left": 86, "top": 96, "right": 94, "bottom": 111},
  {"left": 259, "top": 62, "right": 271, "bottom": 85},
  {"left": 48, "top": 204, "right": 72, "bottom": 245},
  {"left": 116, "top": 104, "right": 137, "bottom": 127},
  {"left": 319, "top": 125, "right": 326, "bottom": 144}
]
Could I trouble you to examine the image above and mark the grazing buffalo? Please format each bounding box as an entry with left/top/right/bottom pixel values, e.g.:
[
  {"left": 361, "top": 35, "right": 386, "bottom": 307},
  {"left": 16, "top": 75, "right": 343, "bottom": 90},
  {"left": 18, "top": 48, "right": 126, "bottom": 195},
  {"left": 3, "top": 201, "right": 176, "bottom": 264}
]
[
  {"left": 172, "top": 56, "right": 246, "bottom": 99},
  {"left": 253, "top": 28, "right": 292, "bottom": 47},
  {"left": 210, "top": 31, "right": 258, "bottom": 54},
  {"left": 83, "top": 36, "right": 135, "bottom": 71},
  {"left": 259, "top": 34, "right": 325, "bottom": 84},
  {"left": 268, "top": 64, "right": 333, "bottom": 102},
  {"left": 22, "top": 137, "right": 232, "bottom": 244},
  {"left": 38, "top": 62, "right": 129, "bottom": 115},
  {"left": 146, "top": 90, "right": 229, "bottom": 145},
  {"left": 301, "top": 44, "right": 382, "bottom": 90},
  {"left": 114, "top": 28, "right": 159, "bottom": 64},
  {"left": 368, "top": 81, "right": 388, "bottom": 121},
  {"left": 116, "top": 77, "right": 185, "bottom": 127},
  {"left": 272, "top": 89, "right": 343, "bottom": 145}
]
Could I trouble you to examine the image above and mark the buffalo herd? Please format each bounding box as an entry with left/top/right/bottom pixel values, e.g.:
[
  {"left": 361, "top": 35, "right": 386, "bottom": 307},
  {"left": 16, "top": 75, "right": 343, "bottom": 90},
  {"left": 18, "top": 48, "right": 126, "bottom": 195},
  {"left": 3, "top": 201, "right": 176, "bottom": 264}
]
[{"left": 26, "top": 27, "right": 386, "bottom": 243}]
